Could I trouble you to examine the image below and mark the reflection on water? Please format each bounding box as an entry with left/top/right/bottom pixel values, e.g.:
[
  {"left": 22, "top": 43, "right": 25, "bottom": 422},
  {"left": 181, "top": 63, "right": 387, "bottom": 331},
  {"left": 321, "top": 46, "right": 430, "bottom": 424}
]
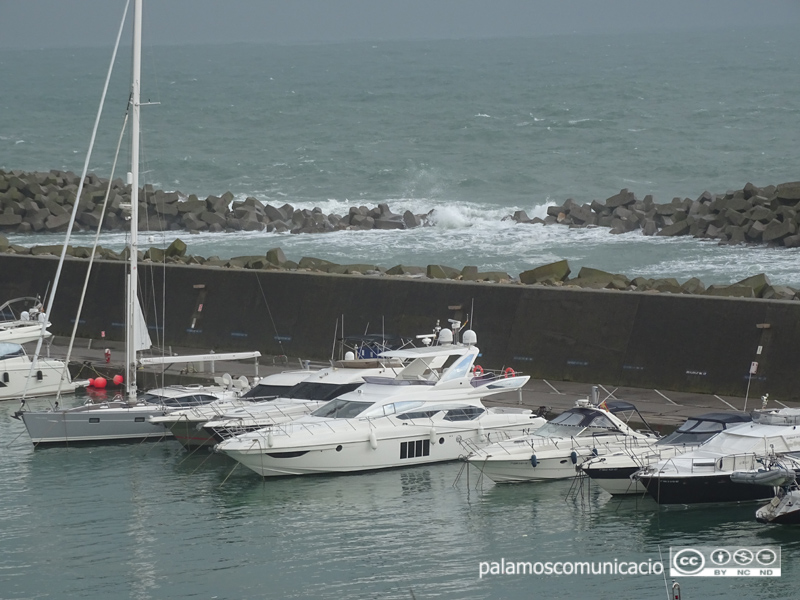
[{"left": 0, "top": 398, "right": 797, "bottom": 599}]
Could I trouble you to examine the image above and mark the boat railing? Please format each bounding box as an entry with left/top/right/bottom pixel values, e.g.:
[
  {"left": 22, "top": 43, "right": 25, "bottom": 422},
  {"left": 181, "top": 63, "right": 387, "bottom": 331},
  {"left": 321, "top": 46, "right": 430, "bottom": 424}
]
[{"left": 469, "top": 368, "right": 524, "bottom": 388}]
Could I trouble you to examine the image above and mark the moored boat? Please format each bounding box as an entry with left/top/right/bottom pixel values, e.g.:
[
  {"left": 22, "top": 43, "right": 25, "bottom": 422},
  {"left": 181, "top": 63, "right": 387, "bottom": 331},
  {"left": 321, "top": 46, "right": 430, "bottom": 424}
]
[
  {"left": 634, "top": 408, "right": 800, "bottom": 504},
  {"left": 216, "top": 327, "right": 544, "bottom": 477},
  {"left": 581, "top": 411, "right": 752, "bottom": 495},
  {"left": 466, "top": 396, "right": 658, "bottom": 483}
]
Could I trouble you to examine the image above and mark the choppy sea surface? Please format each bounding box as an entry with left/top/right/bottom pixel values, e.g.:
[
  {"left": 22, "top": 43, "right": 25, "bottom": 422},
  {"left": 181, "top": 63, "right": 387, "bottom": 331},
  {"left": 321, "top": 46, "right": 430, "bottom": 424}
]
[
  {"left": 2, "top": 29, "right": 800, "bottom": 286},
  {"left": 2, "top": 27, "right": 800, "bottom": 600}
]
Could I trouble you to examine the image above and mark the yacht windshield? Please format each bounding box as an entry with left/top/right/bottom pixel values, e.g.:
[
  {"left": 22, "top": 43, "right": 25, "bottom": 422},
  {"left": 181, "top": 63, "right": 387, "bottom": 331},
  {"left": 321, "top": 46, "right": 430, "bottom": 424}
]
[
  {"left": 283, "top": 382, "right": 362, "bottom": 401},
  {"left": 0, "top": 343, "right": 25, "bottom": 360},
  {"left": 533, "top": 408, "right": 619, "bottom": 438},
  {"left": 311, "top": 398, "right": 372, "bottom": 419},
  {"left": 658, "top": 418, "right": 726, "bottom": 446},
  {"left": 242, "top": 384, "right": 294, "bottom": 400}
]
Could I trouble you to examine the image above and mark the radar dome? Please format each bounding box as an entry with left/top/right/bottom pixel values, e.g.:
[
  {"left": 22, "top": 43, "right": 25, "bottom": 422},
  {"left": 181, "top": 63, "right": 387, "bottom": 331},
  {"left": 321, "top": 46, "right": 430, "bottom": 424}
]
[
  {"left": 344, "top": 351, "right": 356, "bottom": 360},
  {"left": 438, "top": 328, "right": 454, "bottom": 345},
  {"left": 462, "top": 329, "right": 477, "bottom": 346}
]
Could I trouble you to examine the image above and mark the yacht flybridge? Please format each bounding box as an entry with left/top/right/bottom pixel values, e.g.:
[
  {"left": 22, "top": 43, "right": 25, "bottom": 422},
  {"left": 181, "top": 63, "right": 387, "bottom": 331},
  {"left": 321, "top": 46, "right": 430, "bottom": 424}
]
[
  {"left": 466, "top": 394, "right": 658, "bottom": 483},
  {"left": 154, "top": 360, "right": 395, "bottom": 448},
  {"left": 216, "top": 327, "right": 544, "bottom": 477},
  {"left": 0, "top": 297, "right": 52, "bottom": 345}
]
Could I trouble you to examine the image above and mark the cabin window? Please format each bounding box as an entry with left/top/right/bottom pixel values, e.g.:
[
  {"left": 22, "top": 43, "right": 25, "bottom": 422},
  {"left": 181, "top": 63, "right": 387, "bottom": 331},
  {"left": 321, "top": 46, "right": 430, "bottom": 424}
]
[
  {"left": 266, "top": 451, "right": 309, "bottom": 459},
  {"left": 550, "top": 411, "right": 586, "bottom": 426},
  {"left": 443, "top": 407, "right": 485, "bottom": 421},
  {"left": 397, "top": 410, "right": 441, "bottom": 421},
  {"left": 587, "top": 414, "right": 615, "bottom": 428},
  {"left": 134, "top": 417, "right": 145, "bottom": 422},
  {"left": 89, "top": 418, "right": 100, "bottom": 423},
  {"left": 400, "top": 439, "right": 430, "bottom": 459},
  {"left": 2, "top": 373, "right": 8, "bottom": 383},
  {"left": 311, "top": 399, "right": 371, "bottom": 419}
]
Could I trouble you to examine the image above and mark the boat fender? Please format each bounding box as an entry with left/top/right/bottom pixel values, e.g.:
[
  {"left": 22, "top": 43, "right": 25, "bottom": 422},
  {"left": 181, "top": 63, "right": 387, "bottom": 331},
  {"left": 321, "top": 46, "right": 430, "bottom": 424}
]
[
  {"left": 267, "top": 431, "right": 275, "bottom": 448},
  {"left": 504, "top": 367, "right": 515, "bottom": 378},
  {"left": 530, "top": 454, "right": 538, "bottom": 468},
  {"left": 478, "top": 423, "right": 485, "bottom": 441},
  {"left": 473, "top": 365, "right": 484, "bottom": 376},
  {"left": 369, "top": 430, "right": 378, "bottom": 450},
  {"left": 429, "top": 427, "right": 437, "bottom": 443},
  {"left": 570, "top": 450, "right": 578, "bottom": 464}
]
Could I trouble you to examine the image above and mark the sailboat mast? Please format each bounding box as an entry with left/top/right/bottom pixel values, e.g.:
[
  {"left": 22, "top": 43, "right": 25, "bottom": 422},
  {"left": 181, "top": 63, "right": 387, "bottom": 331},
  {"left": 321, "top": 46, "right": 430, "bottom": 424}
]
[{"left": 126, "top": 0, "right": 142, "bottom": 402}]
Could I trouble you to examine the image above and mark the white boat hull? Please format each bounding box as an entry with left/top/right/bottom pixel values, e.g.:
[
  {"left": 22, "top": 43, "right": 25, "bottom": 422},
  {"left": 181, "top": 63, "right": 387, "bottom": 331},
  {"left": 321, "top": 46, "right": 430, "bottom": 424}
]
[
  {"left": 1, "top": 354, "right": 80, "bottom": 401},
  {"left": 470, "top": 453, "right": 590, "bottom": 483},
  {"left": 220, "top": 423, "right": 538, "bottom": 477}
]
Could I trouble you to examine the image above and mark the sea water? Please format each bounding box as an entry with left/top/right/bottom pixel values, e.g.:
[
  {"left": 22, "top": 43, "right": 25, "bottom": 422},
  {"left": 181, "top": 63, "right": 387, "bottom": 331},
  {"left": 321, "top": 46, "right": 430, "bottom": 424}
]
[
  {"left": 2, "top": 28, "right": 800, "bottom": 599},
  {"left": 2, "top": 30, "right": 800, "bottom": 286}
]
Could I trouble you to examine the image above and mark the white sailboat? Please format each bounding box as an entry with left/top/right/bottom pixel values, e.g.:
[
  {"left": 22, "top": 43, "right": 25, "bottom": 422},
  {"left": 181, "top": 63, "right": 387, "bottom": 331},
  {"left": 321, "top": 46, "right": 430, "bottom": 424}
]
[{"left": 15, "top": 0, "right": 259, "bottom": 444}]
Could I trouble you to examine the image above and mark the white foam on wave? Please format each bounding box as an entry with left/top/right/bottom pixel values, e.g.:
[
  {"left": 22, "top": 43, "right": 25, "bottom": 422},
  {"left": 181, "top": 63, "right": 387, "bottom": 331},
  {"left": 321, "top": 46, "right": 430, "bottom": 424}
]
[{"left": 426, "top": 205, "right": 473, "bottom": 229}]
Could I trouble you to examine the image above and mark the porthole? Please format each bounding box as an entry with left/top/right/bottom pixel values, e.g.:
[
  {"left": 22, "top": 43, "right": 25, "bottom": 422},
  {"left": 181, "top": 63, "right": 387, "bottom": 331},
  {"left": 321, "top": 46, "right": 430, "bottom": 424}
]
[
  {"left": 336, "top": 445, "right": 343, "bottom": 452},
  {"left": 439, "top": 437, "right": 445, "bottom": 445}
]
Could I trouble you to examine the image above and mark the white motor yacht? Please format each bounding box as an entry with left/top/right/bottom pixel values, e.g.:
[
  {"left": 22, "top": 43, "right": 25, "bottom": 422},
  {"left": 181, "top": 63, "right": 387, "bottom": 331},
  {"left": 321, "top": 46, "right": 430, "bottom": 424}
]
[
  {"left": 634, "top": 408, "right": 800, "bottom": 504},
  {"left": 216, "top": 328, "right": 544, "bottom": 477},
  {"left": 0, "top": 342, "right": 84, "bottom": 402},
  {"left": 201, "top": 358, "right": 403, "bottom": 445},
  {"left": 0, "top": 297, "right": 52, "bottom": 345},
  {"left": 581, "top": 411, "right": 752, "bottom": 495},
  {"left": 150, "top": 368, "right": 320, "bottom": 448},
  {"left": 466, "top": 396, "right": 658, "bottom": 483}
]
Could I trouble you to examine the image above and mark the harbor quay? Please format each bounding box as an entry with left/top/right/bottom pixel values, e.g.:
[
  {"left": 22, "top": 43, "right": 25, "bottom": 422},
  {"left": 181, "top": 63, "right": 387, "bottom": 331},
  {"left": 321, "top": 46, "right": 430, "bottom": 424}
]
[{"left": 49, "top": 336, "right": 794, "bottom": 431}]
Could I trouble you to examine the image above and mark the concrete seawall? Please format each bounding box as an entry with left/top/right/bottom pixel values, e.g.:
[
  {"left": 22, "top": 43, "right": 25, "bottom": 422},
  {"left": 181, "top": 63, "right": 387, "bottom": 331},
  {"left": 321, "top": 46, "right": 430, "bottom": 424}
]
[{"left": 2, "top": 253, "right": 798, "bottom": 400}]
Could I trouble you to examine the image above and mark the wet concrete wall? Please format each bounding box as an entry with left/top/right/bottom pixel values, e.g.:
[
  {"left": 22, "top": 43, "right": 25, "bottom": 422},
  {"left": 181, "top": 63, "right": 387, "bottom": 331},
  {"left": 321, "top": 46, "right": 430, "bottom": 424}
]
[{"left": 2, "top": 254, "right": 798, "bottom": 400}]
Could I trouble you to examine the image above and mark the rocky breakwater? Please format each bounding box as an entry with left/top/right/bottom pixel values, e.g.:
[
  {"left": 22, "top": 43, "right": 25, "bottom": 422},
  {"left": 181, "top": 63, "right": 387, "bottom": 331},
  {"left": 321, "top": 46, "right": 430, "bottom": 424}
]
[
  {"left": 511, "top": 181, "right": 800, "bottom": 247},
  {"left": 0, "top": 169, "right": 428, "bottom": 235},
  {"left": 2, "top": 231, "right": 796, "bottom": 301}
]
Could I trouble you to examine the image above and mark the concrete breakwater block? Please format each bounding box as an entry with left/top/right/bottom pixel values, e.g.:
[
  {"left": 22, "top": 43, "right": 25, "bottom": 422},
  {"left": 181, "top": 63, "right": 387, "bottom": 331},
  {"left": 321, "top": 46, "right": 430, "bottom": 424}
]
[
  {"left": 524, "top": 181, "right": 800, "bottom": 248},
  {"left": 0, "top": 169, "right": 431, "bottom": 236}
]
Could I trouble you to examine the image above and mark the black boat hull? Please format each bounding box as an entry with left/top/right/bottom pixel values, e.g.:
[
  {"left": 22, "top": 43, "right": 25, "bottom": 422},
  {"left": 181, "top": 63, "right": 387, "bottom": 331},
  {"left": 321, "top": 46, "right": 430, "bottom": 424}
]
[{"left": 637, "top": 473, "right": 775, "bottom": 504}]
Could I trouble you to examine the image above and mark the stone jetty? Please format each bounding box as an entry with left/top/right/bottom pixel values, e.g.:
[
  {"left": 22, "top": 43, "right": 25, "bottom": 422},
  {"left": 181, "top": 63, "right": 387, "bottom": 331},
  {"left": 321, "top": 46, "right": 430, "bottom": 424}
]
[
  {"left": 512, "top": 181, "right": 800, "bottom": 247},
  {"left": 0, "top": 169, "right": 428, "bottom": 235},
  {"left": 2, "top": 230, "right": 797, "bottom": 301}
]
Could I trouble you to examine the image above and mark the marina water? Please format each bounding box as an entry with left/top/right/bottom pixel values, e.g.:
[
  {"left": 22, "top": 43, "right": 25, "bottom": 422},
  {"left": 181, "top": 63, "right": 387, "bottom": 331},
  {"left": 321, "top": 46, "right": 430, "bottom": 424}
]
[
  {"left": 2, "top": 26, "right": 800, "bottom": 599},
  {"left": 1, "top": 396, "right": 798, "bottom": 599}
]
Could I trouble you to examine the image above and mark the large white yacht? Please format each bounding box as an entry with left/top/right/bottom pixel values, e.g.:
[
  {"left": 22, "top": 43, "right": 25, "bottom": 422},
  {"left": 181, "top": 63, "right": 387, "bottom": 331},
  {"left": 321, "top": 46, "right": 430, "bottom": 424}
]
[
  {"left": 215, "top": 328, "right": 544, "bottom": 477},
  {"left": 153, "top": 360, "right": 398, "bottom": 448},
  {"left": 0, "top": 342, "right": 84, "bottom": 402},
  {"left": 466, "top": 395, "right": 658, "bottom": 483},
  {"left": 634, "top": 407, "right": 800, "bottom": 504},
  {"left": 581, "top": 411, "right": 752, "bottom": 495},
  {"left": 200, "top": 357, "right": 404, "bottom": 445}
]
